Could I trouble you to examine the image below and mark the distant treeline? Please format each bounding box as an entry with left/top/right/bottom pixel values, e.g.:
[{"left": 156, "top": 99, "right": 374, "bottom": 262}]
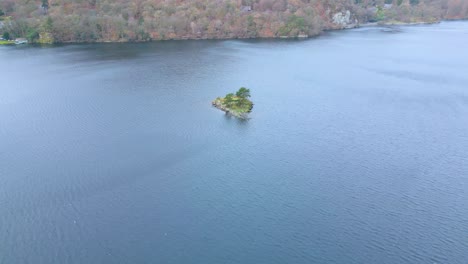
[{"left": 0, "top": 0, "right": 466, "bottom": 43}]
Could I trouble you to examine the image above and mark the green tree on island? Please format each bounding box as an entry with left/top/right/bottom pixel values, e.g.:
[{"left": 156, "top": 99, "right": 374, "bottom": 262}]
[
  {"left": 235, "top": 87, "right": 251, "bottom": 109},
  {"left": 236, "top": 87, "right": 250, "bottom": 98},
  {"left": 224, "top": 93, "right": 235, "bottom": 107}
]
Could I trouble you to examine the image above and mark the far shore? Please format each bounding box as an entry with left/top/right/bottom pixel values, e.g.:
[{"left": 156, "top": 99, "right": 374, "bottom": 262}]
[{"left": 3, "top": 19, "right": 464, "bottom": 45}]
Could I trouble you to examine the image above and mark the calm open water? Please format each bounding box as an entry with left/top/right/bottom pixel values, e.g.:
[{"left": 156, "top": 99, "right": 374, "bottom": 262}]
[{"left": 1, "top": 21, "right": 468, "bottom": 264}]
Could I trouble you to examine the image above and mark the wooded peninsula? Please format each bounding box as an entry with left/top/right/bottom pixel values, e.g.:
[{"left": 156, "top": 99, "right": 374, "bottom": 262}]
[{"left": 0, "top": 0, "right": 467, "bottom": 43}]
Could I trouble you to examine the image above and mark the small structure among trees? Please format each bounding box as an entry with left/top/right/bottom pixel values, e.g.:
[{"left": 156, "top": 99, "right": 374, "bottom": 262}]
[{"left": 212, "top": 87, "right": 253, "bottom": 119}]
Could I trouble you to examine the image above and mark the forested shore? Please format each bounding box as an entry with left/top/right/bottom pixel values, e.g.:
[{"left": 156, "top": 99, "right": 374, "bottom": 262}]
[{"left": 0, "top": 0, "right": 467, "bottom": 43}]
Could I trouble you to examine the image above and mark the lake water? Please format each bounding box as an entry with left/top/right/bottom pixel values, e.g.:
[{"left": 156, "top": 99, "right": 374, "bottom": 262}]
[{"left": 1, "top": 21, "right": 468, "bottom": 264}]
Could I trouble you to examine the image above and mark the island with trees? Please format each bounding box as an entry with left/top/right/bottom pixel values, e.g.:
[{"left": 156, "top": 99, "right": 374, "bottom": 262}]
[{"left": 212, "top": 87, "right": 253, "bottom": 119}]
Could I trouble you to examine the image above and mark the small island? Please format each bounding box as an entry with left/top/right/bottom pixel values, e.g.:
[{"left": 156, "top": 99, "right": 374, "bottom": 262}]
[{"left": 212, "top": 87, "right": 253, "bottom": 119}]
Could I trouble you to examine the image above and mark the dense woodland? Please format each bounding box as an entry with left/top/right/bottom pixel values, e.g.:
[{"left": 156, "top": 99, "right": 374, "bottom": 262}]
[{"left": 0, "top": 0, "right": 467, "bottom": 43}]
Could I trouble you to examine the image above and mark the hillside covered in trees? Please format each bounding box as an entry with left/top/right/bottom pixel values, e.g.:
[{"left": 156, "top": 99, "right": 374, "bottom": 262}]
[{"left": 0, "top": 0, "right": 467, "bottom": 43}]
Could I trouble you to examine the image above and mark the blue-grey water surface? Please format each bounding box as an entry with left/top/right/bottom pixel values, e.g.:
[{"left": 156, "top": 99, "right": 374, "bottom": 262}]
[{"left": 1, "top": 21, "right": 468, "bottom": 264}]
